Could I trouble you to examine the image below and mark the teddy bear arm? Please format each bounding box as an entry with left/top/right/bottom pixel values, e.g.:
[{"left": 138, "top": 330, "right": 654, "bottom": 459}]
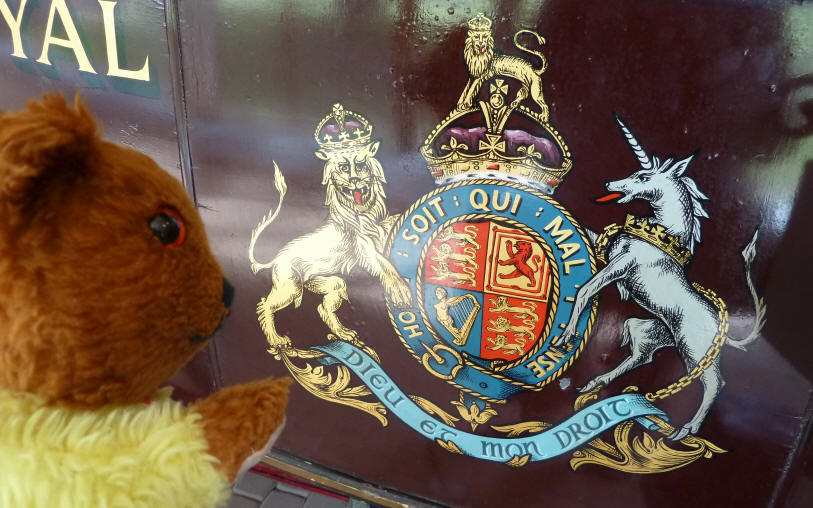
[{"left": 190, "top": 377, "right": 291, "bottom": 482}]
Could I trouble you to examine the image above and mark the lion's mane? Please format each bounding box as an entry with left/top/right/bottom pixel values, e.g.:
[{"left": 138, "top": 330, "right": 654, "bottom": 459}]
[
  {"left": 324, "top": 157, "right": 389, "bottom": 252},
  {"left": 464, "top": 32, "right": 495, "bottom": 78}
]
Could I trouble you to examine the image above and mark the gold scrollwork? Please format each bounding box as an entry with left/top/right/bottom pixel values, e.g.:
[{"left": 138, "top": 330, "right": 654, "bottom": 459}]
[
  {"left": 409, "top": 395, "right": 460, "bottom": 427},
  {"left": 491, "top": 420, "right": 551, "bottom": 438},
  {"left": 276, "top": 347, "right": 388, "bottom": 427},
  {"left": 420, "top": 343, "right": 464, "bottom": 381},
  {"left": 450, "top": 392, "right": 498, "bottom": 431},
  {"left": 568, "top": 386, "right": 726, "bottom": 474},
  {"left": 436, "top": 439, "right": 464, "bottom": 455},
  {"left": 505, "top": 454, "right": 531, "bottom": 468}
]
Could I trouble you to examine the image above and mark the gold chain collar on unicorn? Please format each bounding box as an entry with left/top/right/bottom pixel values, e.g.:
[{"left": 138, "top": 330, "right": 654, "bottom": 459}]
[{"left": 594, "top": 214, "right": 693, "bottom": 267}]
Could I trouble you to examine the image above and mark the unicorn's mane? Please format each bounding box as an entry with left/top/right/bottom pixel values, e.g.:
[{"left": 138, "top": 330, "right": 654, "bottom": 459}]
[{"left": 652, "top": 155, "right": 709, "bottom": 253}]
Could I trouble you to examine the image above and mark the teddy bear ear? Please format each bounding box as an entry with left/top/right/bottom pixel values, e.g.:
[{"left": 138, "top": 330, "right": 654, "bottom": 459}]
[{"left": 0, "top": 93, "right": 97, "bottom": 208}]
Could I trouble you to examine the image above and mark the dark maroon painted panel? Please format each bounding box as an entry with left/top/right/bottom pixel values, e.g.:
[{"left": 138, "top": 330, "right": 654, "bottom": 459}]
[{"left": 177, "top": 1, "right": 813, "bottom": 506}]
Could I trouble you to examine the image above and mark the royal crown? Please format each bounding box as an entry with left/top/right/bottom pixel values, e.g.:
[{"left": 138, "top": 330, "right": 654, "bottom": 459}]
[
  {"left": 420, "top": 78, "right": 572, "bottom": 194},
  {"left": 314, "top": 103, "right": 374, "bottom": 152},
  {"left": 467, "top": 12, "right": 492, "bottom": 32}
]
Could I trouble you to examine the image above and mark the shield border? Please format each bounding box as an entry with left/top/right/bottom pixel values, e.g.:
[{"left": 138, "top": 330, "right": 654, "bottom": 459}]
[{"left": 385, "top": 179, "right": 598, "bottom": 397}]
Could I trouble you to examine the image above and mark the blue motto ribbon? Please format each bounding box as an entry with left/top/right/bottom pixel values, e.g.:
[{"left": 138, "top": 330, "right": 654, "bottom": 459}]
[{"left": 315, "top": 341, "right": 668, "bottom": 463}]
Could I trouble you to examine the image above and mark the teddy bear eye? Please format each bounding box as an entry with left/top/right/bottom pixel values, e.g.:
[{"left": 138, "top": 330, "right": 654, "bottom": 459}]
[{"left": 148, "top": 207, "right": 186, "bottom": 249}]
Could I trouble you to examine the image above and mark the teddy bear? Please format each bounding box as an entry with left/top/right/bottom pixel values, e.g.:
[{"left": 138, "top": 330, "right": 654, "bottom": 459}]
[{"left": 0, "top": 94, "right": 290, "bottom": 507}]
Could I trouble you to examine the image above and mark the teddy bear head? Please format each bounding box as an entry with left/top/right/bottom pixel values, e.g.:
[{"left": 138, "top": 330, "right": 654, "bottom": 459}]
[{"left": 0, "top": 95, "right": 231, "bottom": 408}]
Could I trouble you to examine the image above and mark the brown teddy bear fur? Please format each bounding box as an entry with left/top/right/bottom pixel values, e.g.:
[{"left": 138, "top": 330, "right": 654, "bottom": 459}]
[
  {"left": 0, "top": 94, "right": 289, "bottom": 482},
  {"left": 191, "top": 377, "right": 291, "bottom": 477}
]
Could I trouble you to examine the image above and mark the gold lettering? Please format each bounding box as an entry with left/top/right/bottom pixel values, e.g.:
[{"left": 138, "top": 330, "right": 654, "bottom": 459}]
[
  {"left": 469, "top": 188, "right": 490, "bottom": 211},
  {"left": 427, "top": 196, "right": 446, "bottom": 218},
  {"left": 544, "top": 216, "right": 581, "bottom": 260},
  {"left": 545, "top": 347, "right": 566, "bottom": 362},
  {"left": 491, "top": 189, "right": 511, "bottom": 212},
  {"left": 399, "top": 311, "right": 424, "bottom": 338},
  {"left": 420, "top": 206, "right": 437, "bottom": 224},
  {"left": 564, "top": 258, "right": 586, "bottom": 275},
  {"left": 99, "top": 0, "right": 150, "bottom": 81},
  {"left": 510, "top": 194, "right": 521, "bottom": 215},
  {"left": 559, "top": 243, "right": 580, "bottom": 260},
  {"left": 401, "top": 228, "right": 420, "bottom": 245},
  {"left": 37, "top": 0, "right": 97, "bottom": 73},
  {"left": 528, "top": 360, "right": 545, "bottom": 378},
  {"left": 538, "top": 355, "right": 554, "bottom": 371},
  {"left": 398, "top": 311, "right": 416, "bottom": 324},
  {"left": 0, "top": 0, "right": 28, "bottom": 58},
  {"left": 411, "top": 214, "right": 430, "bottom": 232},
  {"left": 403, "top": 323, "right": 423, "bottom": 338},
  {"left": 543, "top": 216, "right": 573, "bottom": 244}
]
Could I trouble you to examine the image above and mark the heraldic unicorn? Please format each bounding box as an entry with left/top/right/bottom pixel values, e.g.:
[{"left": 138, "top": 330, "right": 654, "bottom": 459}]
[{"left": 558, "top": 115, "right": 766, "bottom": 442}]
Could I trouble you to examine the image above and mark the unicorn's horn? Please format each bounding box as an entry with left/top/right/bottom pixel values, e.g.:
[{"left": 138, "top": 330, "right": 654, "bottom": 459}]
[{"left": 614, "top": 113, "right": 652, "bottom": 170}]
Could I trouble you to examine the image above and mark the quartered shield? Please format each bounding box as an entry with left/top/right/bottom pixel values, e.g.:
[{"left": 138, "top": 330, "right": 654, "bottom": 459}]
[{"left": 422, "top": 220, "right": 554, "bottom": 368}]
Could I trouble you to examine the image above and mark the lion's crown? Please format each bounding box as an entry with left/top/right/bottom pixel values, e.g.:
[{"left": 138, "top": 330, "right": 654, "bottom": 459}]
[
  {"left": 467, "top": 12, "right": 492, "bottom": 32},
  {"left": 315, "top": 103, "right": 374, "bottom": 152}
]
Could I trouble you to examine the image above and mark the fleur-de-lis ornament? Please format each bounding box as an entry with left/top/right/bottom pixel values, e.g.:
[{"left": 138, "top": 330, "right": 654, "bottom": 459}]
[{"left": 451, "top": 393, "right": 498, "bottom": 431}]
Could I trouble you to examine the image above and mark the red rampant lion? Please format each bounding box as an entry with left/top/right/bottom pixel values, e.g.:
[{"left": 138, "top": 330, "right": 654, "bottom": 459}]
[{"left": 497, "top": 240, "right": 541, "bottom": 287}]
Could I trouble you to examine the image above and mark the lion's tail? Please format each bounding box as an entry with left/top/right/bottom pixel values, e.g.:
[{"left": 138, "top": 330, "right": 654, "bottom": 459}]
[
  {"left": 514, "top": 29, "right": 548, "bottom": 74},
  {"left": 462, "top": 263, "right": 477, "bottom": 278},
  {"left": 530, "top": 254, "right": 542, "bottom": 274},
  {"left": 463, "top": 224, "right": 479, "bottom": 245},
  {"left": 726, "top": 227, "right": 767, "bottom": 351},
  {"left": 249, "top": 161, "right": 287, "bottom": 274},
  {"left": 521, "top": 300, "right": 539, "bottom": 322}
]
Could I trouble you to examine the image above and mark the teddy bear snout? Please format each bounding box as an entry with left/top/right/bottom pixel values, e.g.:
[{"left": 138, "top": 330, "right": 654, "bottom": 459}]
[{"left": 222, "top": 278, "right": 235, "bottom": 308}]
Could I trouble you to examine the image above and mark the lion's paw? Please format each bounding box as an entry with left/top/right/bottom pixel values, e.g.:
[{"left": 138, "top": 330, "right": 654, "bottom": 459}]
[
  {"left": 384, "top": 275, "right": 412, "bottom": 308},
  {"left": 266, "top": 335, "right": 294, "bottom": 358},
  {"left": 539, "top": 105, "right": 550, "bottom": 123},
  {"left": 333, "top": 327, "right": 360, "bottom": 343},
  {"left": 267, "top": 334, "right": 292, "bottom": 348}
]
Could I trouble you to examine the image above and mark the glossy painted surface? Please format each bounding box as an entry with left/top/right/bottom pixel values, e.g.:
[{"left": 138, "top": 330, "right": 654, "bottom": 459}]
[{"left": 3, "top": 1, "right": 813, "bottom": 506}]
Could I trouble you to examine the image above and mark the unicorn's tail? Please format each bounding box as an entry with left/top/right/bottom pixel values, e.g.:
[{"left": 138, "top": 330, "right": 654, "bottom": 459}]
[{"left": 726, "top": 227, "right": 767, "bottom": 351}]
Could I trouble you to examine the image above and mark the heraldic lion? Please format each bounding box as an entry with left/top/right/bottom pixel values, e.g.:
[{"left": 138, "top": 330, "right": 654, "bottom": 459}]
[
  {"left": 249, "top": 105, "right": 411, "bottom": 356},
  {"left": 457, "top": 13, "right": 549, "bottom": 120},
  {"left": 497, "top": 239, "right": 542, "bottom": 287}
]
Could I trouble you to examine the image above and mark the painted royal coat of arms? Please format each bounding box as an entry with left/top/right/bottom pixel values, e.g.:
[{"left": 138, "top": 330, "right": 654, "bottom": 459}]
[{"left": 248, "top": 13, "right": 765, "bottom": 473}]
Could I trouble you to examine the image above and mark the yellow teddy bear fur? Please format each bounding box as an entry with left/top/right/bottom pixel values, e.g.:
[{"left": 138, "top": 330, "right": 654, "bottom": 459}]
[{"left": 0, "top": 388, "right": 230, "bottom": 507}]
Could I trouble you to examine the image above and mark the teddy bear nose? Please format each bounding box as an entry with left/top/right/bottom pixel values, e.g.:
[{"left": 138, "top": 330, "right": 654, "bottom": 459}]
[{"left": 222, "top": 278, "right": 235, "bottom": 308}]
